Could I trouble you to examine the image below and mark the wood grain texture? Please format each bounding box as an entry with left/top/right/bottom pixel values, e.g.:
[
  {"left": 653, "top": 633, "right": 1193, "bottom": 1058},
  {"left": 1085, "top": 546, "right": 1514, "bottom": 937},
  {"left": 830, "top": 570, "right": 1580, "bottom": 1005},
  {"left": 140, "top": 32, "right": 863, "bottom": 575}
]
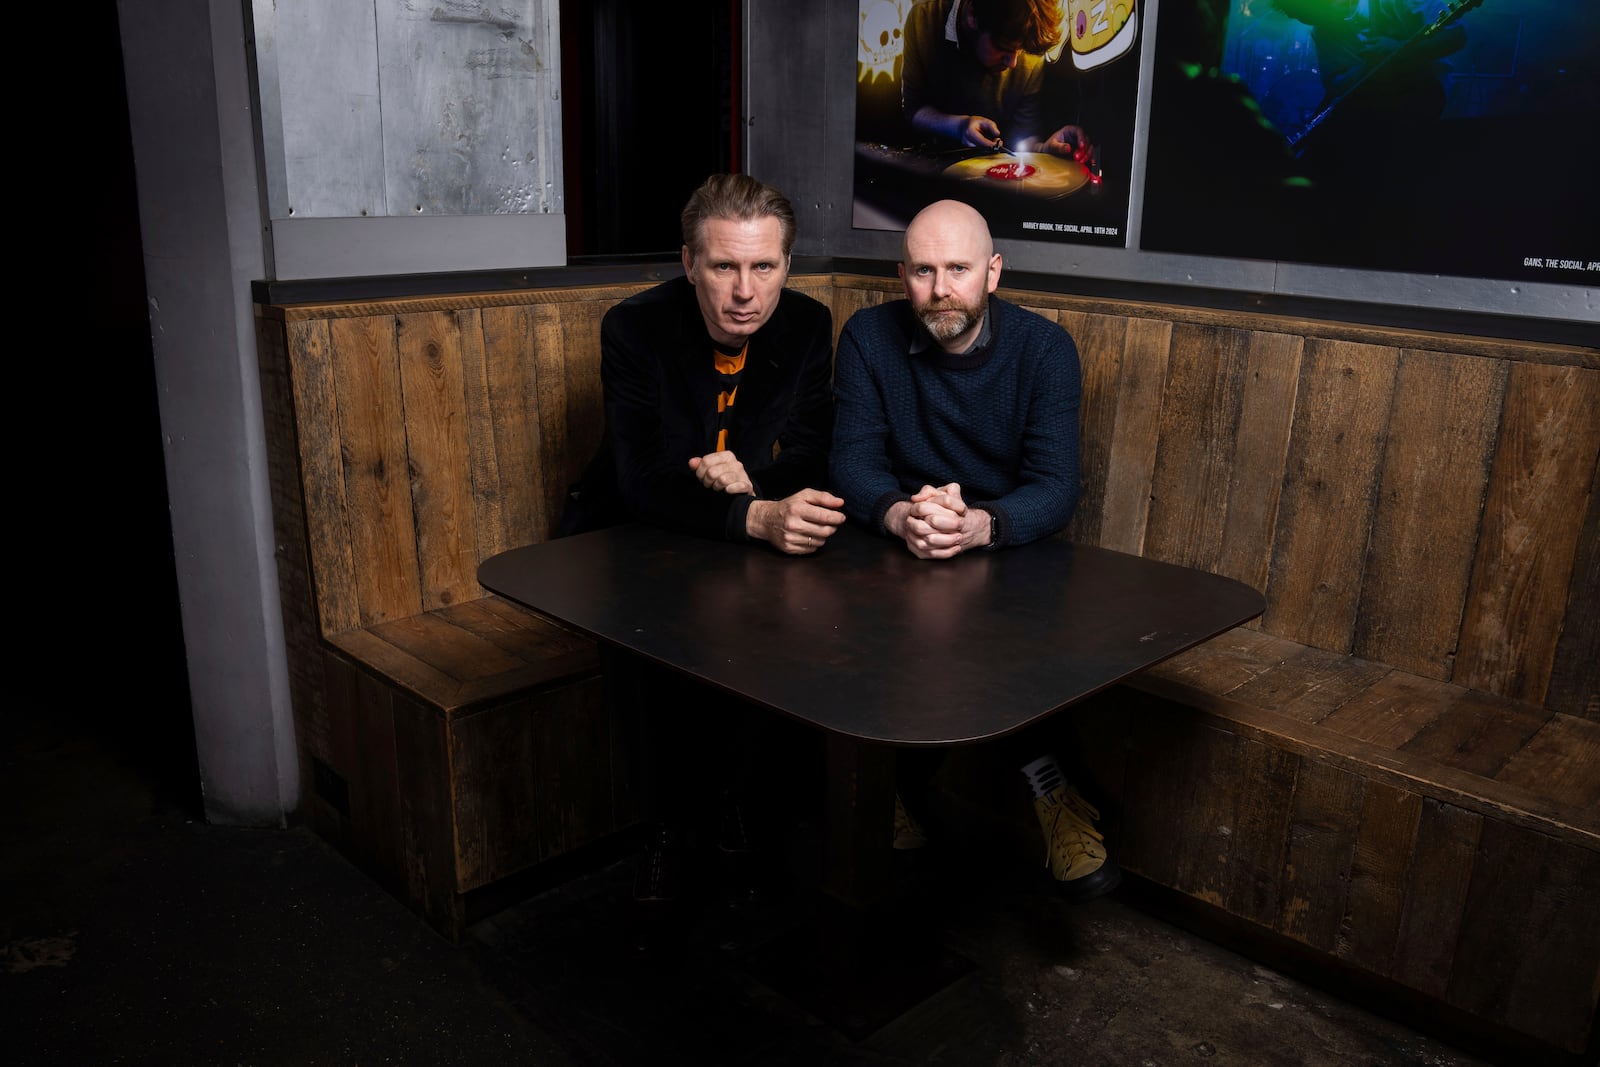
[
  {"left": 1221, "top": 737, "right": 1297, "bottom": 927},
  {"left": 1456, "top": 363, "right": 1600, "bottom": 702},
  {"left": 287, "top": 318, "right": 362, "bottom": 635},
  {"left": 1545, "top": 453, "right": 1599, "bottom": 721},
  {"left": 1354, "top": 349, "right": 1505, "bottom": 678},
  {"left": 1098, "top": 317, "right": 1173, "bottom": 554},
  {"left": 1335, "top": 780, "right": 1422, "bottom": 974},
  {"left": 1217, "top": 330, "right": 1302, "bottom": 598},
  {"left": 1264, "top": 339, "right": 1399, "bottom": 652},
  {"left": 463, "top": 305, "right": 529, "bottom": 561},
  {"left": 1277, "top": 758, "right": 1364, "bottom": 952},
  {"left": 1493, "top": 713, "right": 1600, "bottom": 815},
  {"left": 1144, "top": 323, "right": 1249, "bottom": 571},
  {"left": 1447, "top": 818, "right": 1600, "bottom": 1053},
  {"left": 1390, "top": 799, "right": 1481, "bottom": 998},
  {"left": 558, "top": 300, "right": 610, "bottom": 518},
  {"left": 1398, "top": 687, "right": 1554, "bottom": 779},
  {"left": 330, "top": 314, "right": 424, "bottom": 627},
  {"left": 1056, "top": 310, "right": 1127, "bottom": 548},
  {"left": 396, "top": 311, "right": 479, "bottom": 610},
  {"left": 1224, "top": 642, "right": 1392, "bottom": 725}
]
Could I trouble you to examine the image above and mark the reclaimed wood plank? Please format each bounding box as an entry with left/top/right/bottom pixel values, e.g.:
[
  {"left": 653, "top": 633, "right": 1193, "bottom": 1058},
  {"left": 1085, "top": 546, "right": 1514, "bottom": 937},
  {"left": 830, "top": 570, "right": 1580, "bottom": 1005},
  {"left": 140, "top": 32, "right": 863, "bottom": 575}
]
[
  {"left": 391, "top": 689, "right": 463, "bottom": 937},
  {"left": 1139, "top": 628, "right": 1298, "bottom": 701},
  {"left": 1399, "top": 688, "right": 1554, "bottom": 779},
  {"left": 527, "top": 680, "right": 617, "bottom": 863},
  {"left": 1222, "top": 737, "right": 1297, "bottom": 927},
  {"left": 1217, "top": 330, "right": 1302, "bottom": 600},
  {"left": 1224, "top": 643, "right": 1392, "bottom": 725},
  {"left": 1170, "top": 724, "right": 1240, "bottom": 909},
  {"left": 559, "top": 300, "right": 610, "bottom": 514},
  {"left": 829, "top": 283, "right": 891, "bottom": 353},
  {"left": 531, "top": 302, "right": 574, "bottom": 541},
  {"left": 1447, "top": 818, "right": 1600, "bottom": 1053},
  {"left": 458, "top": 307, "right": 512, "bottom": 563},
  {"left": 1277, "top": 759, "right": 1364, "bottom": 952},
  {"left": 396, "top": 310, "right": 478, "bottom": 610},
  {"left": 329, "top": 314, "right": 424, "bottom": 626},
  {"left": 1355, "top": 350, "right": 1505, "bottom": 679},
  {"left": 1390, "top": 799, "right": 1481, "bottom": 998},
  {"left": 1456, "top": 363, "right": 1600, "bottom": 702},
  {"left": 473, "top": 305, "right": 540, "bottom": 555},
  {"left": 1335, "top": 780, "right": 1422, "bottom": 974},
  {"left": 1116, "top": 698, "right": 1196, "bottom": 887},
  {"left": 287, "top": 318, "right": 362, "bottom": 635},
  {"left": 1264, "top": 339, "right": 1399, "bottom": 653},
  {"left": 1145, "top": 323, "right": 1249, "bottom": 571},
  {"left": 1494, "top": 713, "right": 1600, "bottom": 813},
  {"left": 1057, "top": 310, "right": 1128, "bottom": 549},
  {"left": 1098, "top": 317, "right": 1174, "bottom": 555},
  {"left": 1546, "top": 452, "right": 1600, "bottom": 721},
  {"left": 1316, "top": 670, "right": 1457, "bottom": 750}
]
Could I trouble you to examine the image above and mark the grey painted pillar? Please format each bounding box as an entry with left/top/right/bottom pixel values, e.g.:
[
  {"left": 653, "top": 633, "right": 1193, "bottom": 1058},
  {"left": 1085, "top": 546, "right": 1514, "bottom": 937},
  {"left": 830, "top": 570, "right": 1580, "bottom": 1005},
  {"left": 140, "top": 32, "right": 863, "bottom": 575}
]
[{"left": 118, "top": 0, "right": 296, "bottom": 824}]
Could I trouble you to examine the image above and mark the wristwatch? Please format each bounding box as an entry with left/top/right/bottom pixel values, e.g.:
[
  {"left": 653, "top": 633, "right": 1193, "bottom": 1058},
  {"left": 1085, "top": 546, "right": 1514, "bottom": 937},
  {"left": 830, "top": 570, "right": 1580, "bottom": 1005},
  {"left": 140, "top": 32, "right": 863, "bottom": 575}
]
[{"left": 986, "top": 510, "right": 999, "bottom": 549}]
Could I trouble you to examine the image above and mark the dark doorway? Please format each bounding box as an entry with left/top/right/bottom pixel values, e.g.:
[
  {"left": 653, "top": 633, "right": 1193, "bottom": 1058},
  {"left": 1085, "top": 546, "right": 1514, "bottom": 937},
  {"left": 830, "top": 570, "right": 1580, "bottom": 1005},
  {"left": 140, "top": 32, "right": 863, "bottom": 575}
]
[{"left": 562, "top": 0, "right": 739, "bottom": 258}]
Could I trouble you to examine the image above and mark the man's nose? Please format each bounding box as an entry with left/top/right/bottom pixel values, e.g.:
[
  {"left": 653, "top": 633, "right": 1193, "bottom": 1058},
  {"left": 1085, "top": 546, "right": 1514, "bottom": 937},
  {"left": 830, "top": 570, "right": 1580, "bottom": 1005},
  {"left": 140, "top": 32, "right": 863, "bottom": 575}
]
[
  {"left": 930, "top": 271, "right": 951, "bottom": 297},
  {"left": 1000, "top": 49, "right": 1019, "bottom": 70},
  {"left": 732, "top": 270, "right": 754, "bottom": 300}
]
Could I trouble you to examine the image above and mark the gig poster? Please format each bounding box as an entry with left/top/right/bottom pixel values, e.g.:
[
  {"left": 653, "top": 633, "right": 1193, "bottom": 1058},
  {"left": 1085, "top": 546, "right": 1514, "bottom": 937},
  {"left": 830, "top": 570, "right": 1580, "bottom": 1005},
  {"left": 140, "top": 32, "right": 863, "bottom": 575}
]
[
  {"left": 853, "top": 0, "right": 1143, "bottom": 245},
  {"left": 1140, "top": 0, "right": 1599, "bottom": 284}
]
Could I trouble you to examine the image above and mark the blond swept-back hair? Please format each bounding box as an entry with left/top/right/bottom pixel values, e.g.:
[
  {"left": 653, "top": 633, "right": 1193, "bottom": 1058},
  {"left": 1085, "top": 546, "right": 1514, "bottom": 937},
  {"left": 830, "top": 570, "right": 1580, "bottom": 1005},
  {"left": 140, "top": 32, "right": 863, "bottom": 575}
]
[{"left": 681, "top": 173, "right": 798, "bottom": 261}]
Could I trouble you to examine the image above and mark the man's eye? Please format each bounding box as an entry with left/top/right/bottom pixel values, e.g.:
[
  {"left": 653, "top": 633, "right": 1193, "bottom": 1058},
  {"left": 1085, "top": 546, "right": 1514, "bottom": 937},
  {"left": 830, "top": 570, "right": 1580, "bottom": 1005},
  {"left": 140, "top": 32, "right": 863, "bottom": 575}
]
[
  {"left": 715, "top": 263, "right": 734, "bottom": 271},
  {"left": 756, "top": 262, "right": 774, "bottom": 272},
  {"left": 951, "top": 265, "right": 967, "bottom": 274},
  {"left": 916, "top": 266, "right": 932, "bottom": 276}
]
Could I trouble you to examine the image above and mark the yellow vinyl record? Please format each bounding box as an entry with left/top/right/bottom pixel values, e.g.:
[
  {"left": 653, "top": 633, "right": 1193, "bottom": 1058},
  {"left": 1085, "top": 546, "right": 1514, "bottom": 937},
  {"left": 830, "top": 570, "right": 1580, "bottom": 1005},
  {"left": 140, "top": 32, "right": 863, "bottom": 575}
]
[{"left": 940, "top": 152, "right": 1091, "bottom": 199}]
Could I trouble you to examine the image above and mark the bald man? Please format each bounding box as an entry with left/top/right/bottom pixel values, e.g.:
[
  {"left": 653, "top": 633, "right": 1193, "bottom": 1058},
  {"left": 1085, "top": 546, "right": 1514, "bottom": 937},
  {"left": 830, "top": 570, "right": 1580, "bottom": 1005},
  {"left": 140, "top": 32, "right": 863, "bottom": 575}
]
[
  {"left": 830, "top": 199, "right": 1119, "bottom": 903},
  {"left": 831, "top": 198, "right": 1080, "bottom": 556}
]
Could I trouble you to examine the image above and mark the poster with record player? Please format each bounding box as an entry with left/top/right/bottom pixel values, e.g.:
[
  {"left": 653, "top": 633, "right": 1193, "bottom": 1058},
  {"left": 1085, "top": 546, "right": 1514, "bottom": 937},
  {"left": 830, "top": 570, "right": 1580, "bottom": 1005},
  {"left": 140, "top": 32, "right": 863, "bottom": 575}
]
[
  {"left": 1139, "top": 0, "right": 1598, "bottom": 284},
  {"left": 853, "top": 0, "right": 1142, "bottom": 245}
]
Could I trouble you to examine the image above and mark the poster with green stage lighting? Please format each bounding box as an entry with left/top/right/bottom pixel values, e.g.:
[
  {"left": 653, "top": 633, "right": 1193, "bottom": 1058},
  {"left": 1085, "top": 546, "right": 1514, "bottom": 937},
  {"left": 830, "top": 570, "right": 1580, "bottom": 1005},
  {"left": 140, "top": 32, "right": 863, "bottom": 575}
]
[
  {"left": 853, "top": 0, "right": 1142, "bottom": 244},
  {"left": 1140, "top": 0, "right": 1599, "bottom": 284}
]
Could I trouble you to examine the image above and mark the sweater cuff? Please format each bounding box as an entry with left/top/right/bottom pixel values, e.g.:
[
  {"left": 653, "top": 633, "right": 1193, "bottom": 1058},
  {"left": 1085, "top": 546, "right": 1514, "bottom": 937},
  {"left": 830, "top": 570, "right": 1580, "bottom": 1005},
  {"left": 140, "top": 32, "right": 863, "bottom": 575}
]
[
  {"left": 870, "top": 489, "right": 913, "bottom": 537},
  {"left": 726, "top": 494, "right": 755, "bottom": 542}
]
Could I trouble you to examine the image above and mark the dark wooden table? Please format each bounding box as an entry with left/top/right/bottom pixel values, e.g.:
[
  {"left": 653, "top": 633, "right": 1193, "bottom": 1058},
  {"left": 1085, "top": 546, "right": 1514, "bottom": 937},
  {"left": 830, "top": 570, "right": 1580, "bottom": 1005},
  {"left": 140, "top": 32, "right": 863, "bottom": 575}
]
[{"left": 478, "top": 521, "right": 1265, "bottom": 1036}]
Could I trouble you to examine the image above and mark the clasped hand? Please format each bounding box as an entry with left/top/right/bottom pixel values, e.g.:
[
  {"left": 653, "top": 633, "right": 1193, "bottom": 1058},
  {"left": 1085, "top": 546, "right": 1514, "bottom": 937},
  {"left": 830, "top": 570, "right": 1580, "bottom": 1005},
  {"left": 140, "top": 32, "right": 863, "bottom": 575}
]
[{"left": 896, "top": 483, "right": 987, "bottom": 560}]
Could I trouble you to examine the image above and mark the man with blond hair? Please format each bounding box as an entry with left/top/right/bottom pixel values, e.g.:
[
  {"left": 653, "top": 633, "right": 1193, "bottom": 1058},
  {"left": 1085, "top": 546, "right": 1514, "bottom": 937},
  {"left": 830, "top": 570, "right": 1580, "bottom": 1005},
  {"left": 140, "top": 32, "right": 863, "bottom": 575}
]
[{"left": 562, "top": 174, "right": 845, "bottom": 938}]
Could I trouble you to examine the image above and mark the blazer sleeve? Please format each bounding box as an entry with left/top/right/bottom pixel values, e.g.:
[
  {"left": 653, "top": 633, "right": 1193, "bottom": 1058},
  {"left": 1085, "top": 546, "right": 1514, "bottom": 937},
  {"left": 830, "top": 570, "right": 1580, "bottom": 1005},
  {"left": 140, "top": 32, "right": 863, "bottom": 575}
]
[{"left": 600, "top": 299, "right": 750, "bottom": 540}]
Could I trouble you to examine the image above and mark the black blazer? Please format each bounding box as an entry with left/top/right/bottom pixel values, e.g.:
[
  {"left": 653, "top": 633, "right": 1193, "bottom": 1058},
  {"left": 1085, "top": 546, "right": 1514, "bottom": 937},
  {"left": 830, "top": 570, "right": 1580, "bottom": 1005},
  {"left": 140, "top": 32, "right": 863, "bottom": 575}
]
[{"left": 561, "top": 276, "right": 835, "bottom": 541}]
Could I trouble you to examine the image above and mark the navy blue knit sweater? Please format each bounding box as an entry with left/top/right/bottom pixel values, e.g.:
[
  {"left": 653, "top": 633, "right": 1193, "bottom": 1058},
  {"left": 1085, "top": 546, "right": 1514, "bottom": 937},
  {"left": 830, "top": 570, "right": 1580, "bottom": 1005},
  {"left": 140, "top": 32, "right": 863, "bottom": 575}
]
[{"left": 830, "top": 296, "right": 1082, "bottom": 548}]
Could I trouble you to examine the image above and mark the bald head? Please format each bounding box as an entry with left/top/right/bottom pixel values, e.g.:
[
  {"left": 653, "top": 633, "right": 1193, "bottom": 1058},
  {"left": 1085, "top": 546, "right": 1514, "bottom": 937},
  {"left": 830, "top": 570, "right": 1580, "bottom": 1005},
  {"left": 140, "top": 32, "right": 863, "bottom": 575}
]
[{"left": 903, "top": 199, "right": 994, "bottom": 264}]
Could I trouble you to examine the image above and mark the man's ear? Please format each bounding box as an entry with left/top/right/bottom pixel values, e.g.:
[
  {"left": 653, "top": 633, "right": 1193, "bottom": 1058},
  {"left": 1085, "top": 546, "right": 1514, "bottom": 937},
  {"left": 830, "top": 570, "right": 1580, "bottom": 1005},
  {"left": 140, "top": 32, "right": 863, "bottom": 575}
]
[
  {"left": 897, "top": 261, "right": 906, "bottom": 283},
  {"left": 681, "top": 245, "right": 695, "bottom": 281},
  {"left": 986, "top": 252, "right": 1003, "bottom": 293}
]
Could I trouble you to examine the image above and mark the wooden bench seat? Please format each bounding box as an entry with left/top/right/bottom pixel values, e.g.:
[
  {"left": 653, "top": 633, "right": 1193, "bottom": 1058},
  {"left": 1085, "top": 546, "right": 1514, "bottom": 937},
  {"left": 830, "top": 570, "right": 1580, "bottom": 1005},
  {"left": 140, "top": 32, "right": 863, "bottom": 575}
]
[{"left": 253, "top": 284, "right": 671, "bottom": 940}]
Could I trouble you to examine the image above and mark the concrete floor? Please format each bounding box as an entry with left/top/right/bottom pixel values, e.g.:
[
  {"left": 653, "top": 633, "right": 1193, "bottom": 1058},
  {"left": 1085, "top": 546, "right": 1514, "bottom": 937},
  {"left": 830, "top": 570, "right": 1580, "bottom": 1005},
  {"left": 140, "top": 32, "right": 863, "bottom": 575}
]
[{"left": 5, "top": 709, "right": 1520, "bottom": 1066}]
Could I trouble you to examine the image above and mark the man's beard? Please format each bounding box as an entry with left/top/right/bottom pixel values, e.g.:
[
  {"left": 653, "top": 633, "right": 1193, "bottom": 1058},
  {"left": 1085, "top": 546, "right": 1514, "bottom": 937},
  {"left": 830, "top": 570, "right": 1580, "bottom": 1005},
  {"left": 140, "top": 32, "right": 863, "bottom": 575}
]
[{"left": 916, "top": 299, "right": 982, "bottom": 342}]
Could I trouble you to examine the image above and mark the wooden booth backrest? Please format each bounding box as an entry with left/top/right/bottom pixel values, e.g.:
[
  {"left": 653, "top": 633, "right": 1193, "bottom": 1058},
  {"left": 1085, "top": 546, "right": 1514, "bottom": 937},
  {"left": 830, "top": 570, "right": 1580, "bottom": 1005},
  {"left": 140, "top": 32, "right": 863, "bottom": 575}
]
[{"left": 829, "top": 275, "right": 1598, "bottom": 719}]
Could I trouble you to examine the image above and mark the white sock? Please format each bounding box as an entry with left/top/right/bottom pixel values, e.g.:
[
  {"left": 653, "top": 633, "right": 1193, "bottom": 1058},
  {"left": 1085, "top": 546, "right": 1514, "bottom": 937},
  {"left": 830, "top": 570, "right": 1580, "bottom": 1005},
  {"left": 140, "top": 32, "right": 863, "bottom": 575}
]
[{"left": 1020, "top": 754, "right": 1065, "bottom": 799}]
